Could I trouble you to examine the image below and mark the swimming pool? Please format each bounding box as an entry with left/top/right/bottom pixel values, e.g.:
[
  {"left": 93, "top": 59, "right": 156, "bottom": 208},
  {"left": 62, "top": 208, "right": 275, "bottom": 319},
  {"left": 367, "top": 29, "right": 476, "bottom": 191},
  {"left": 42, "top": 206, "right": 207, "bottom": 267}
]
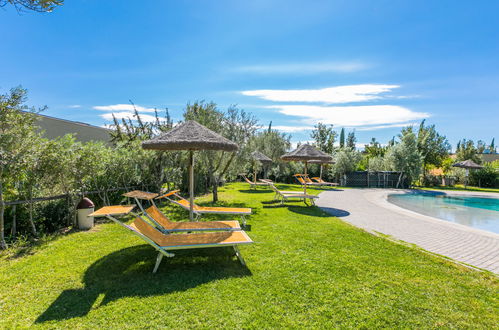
[{"left": 387, "top": 192, "right": 499, "bottom": 234}]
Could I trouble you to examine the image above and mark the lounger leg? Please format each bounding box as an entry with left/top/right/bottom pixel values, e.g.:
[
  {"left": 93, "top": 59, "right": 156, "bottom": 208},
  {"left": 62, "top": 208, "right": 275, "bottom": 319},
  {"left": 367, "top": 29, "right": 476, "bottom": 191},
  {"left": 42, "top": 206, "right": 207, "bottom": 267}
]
[
  {"left": 153, "top": 252, "right": 164, "bottom": 273},
  {"left": 241, "top": 215, "right": 246, "bottom": 227},
  {"left": 233, "top": 246, "right": 246, "bottom": 266}
]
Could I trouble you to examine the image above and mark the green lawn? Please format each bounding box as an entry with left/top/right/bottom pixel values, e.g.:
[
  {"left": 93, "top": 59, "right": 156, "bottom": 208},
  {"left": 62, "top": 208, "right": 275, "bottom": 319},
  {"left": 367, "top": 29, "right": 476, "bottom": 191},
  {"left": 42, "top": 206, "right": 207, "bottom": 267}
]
[{"left": 0, "top": 183, "right": 497, "bottom": 328}]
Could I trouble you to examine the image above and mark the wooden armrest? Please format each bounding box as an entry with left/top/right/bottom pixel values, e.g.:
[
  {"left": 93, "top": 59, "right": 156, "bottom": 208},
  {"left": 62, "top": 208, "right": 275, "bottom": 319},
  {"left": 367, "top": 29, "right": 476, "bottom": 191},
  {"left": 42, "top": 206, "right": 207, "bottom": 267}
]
[{"left": 156, "top": 190, "right": 180, "bottom": 199}]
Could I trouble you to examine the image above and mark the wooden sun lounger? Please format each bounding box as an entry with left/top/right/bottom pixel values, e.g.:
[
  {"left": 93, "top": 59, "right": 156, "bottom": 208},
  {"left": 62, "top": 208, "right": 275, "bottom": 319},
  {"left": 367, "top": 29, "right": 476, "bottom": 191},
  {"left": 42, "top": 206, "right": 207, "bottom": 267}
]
[
  {"left": 89, "top": 206, "right": 253, "bottom": 273},
  {"left": 123, "top": 190, "right": 240, "bottom": 233},
  {"left": 145, "top": 205, "right": 240, "bottom": 232},
  {"left": 311, "top": 177, "right": 339, "bottom": 186},
  {"left": 269, "top": 184, "right": 318, "bottom": 206},
  {"left": 294, "top": 174, "right": 322, "bottom": 187},
  {"left": 157, "top": 190, "right": 252, "bottom": 226},
  {"left": 240, "top": 174, "right": 271, "bottom": 189}
]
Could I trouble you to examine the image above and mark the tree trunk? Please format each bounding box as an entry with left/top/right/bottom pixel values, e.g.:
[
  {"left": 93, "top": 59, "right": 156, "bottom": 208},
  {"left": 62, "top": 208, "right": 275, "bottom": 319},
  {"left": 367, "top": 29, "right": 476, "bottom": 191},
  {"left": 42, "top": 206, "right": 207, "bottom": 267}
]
[
  {"left": 11, "top": 205, "right": 16, "bottom": 237},
  {"left": 28, "top": 186, "right": 38, "bottom": 236},
  {"left": 0, "top": 176, "right": 7, "bottom": 249},
  {"left": 396, "top": 172, "right": 404, "bottom": 188},
  {"left": 212, "top": 180, "right": 219, "bottom": 203}
]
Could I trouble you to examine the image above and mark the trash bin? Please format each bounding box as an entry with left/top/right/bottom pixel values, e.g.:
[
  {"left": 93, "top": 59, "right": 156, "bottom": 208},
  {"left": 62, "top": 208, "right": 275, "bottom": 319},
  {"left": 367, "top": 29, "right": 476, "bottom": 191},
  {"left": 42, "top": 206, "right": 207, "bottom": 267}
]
[{"left": 77, "top": 197, "right": 95, "bottom": 230}]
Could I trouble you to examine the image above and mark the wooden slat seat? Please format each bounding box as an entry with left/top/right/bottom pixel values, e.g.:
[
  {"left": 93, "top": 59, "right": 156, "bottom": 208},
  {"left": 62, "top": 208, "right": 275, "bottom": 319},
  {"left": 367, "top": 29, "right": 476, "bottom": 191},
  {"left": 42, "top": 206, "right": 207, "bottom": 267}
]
[{"left": 130, "top": 217, "right": 252, "bottom": 248}]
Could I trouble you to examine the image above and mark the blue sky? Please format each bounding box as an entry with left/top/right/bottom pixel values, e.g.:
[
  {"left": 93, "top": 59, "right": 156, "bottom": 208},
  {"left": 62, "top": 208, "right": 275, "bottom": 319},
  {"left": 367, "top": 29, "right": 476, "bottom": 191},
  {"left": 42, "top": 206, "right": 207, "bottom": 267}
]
[{"left": 1, "top": 0, "right": 498, "bottom": 149}]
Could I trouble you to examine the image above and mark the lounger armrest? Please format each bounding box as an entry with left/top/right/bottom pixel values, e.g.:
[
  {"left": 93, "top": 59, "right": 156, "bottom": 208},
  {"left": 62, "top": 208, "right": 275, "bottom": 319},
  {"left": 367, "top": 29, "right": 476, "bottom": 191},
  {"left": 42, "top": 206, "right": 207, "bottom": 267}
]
[
  {"left": 89, "top": 205, "right": 136, "bottom": 217},
  {"left": 156, "top": 190, "right": 180, "bottom": 199}
]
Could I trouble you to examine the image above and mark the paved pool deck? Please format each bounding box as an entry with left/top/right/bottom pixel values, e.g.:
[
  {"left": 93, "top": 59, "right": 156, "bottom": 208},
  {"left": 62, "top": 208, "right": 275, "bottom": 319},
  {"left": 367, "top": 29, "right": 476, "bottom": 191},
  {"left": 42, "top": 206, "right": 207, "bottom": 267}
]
[{"left": 316, "top": 188, "right": 499, "bottom": 274}]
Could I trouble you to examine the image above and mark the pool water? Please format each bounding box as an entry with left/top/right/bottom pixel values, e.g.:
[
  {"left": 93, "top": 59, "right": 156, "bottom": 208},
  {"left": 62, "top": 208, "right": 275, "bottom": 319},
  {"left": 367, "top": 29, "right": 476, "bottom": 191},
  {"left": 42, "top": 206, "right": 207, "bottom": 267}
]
[{"left": 387, "top": 193, "right": 499, "bottom": 234}]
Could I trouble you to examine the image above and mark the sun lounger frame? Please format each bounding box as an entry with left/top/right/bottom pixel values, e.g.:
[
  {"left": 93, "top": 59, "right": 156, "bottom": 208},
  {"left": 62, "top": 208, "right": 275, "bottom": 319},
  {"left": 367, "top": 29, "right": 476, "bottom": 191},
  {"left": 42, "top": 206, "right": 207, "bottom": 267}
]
[
  {"left": 269, "top": 184, "right": 318, "bottom": 206},
  {"left": 89, "top": 206, "right": 252, "bottom": 273},
  {"left": 123, "top": 190, "right": 241, "bottom": 233},
  {"left": 157, "top": 190, "right": 251, "bottom": 226}
]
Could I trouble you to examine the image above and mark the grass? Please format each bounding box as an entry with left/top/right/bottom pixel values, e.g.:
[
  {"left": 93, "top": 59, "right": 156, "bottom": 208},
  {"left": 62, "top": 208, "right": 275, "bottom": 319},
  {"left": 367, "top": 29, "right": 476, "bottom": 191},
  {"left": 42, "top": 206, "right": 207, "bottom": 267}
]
[
  {"left": 0, "top": 182, "right": 497, "bottom": 328},
  {"left": 417, "top": 185, "right": 499, "bottom": 193}
]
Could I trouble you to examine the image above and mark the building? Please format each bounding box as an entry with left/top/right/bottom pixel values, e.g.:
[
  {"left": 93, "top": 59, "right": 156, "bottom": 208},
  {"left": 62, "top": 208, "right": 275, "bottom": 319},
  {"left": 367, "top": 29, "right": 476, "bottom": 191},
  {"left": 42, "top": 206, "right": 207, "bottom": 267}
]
[{"left": 34, "top": 113, "right": 112, "bottom": 143}]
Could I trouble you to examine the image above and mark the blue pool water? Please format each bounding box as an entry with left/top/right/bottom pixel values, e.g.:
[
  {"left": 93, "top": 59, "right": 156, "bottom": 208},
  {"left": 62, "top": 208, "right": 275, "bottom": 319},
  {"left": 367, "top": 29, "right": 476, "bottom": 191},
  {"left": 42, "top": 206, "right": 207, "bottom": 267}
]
[{"left": 387, "top": 193, "right": 499, "bottom": 234}]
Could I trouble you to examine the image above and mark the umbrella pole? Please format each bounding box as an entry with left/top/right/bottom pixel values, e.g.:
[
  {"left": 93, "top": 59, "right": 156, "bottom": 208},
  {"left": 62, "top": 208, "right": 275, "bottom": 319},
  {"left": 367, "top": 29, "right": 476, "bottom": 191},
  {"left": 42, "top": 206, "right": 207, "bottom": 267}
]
[
  {"left": 304, "top": 162, "right": 308, "bottom": 194},
  {"left": 189, "top": 150, "right": 194, "bottom": 221},
  {"left": 319, "top": 164, "right": 323, "bottom": 180}
]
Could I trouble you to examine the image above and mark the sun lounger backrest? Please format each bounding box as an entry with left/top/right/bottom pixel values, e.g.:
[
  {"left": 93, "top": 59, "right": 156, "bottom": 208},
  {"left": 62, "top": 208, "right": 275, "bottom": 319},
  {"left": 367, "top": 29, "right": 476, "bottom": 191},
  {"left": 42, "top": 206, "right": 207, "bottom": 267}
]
[
  {"left": 131, "top": 217, "right": 166, "bottom": 246},
  {"left": 241, "top": 175, "right": 254, "bottom": 184},
  {"left": 295, "top": 176, "right": 306, "bottom": 184},
  {"left": 146, "top": 205, "right": 173, "bottom": 229}
]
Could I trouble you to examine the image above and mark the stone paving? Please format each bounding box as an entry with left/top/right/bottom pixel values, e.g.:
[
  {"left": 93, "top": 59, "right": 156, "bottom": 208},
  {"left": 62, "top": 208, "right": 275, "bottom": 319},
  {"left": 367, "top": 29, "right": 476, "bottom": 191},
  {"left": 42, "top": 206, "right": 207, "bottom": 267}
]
[{"left": 316, "top": 188, "right": 499, "bottom": 274}]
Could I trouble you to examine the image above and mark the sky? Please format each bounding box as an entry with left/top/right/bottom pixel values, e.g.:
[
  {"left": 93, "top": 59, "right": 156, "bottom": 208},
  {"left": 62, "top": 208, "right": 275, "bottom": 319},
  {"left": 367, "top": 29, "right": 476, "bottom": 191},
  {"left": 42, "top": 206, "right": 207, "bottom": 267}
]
[{"left": 1, "top": 0, "right": 498, "bottom": 150}]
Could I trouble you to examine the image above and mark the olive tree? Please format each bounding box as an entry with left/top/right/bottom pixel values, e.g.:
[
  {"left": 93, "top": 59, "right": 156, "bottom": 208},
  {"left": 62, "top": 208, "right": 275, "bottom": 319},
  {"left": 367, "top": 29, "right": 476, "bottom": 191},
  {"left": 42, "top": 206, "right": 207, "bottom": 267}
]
[
  {"left": 0, "top": 87, "right": 43, "bottom": 248},
  {"left": 384, "top": 127, "right": 422, "bottom": 187}
]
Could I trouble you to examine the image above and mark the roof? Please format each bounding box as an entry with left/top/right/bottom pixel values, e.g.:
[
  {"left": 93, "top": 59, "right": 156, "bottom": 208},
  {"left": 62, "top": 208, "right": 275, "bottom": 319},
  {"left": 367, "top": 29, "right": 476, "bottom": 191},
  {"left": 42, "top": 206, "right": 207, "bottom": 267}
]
[
  {"left": 142, "top": 120, "right": 238, "bottom": 151},
  {"left": 281, "top": 144, "right": 332, "bottom": 162},
  {"left": 452, "top": 159, "right": 484, "bottom": 169},
  {"left": 251, "top": 151, "right": 272, "bottom": 163},
  {"left": 32, "top": 112, "right": 111, "bottom": 143}
]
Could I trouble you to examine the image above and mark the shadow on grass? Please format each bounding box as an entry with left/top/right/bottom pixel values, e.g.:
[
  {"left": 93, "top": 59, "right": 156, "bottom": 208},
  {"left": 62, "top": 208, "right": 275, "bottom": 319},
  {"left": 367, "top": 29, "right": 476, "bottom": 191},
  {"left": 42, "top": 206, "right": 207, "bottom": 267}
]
[
  {"left": 237, "top": 189, "right": 271, "bottom": 194},
  {"left": 316, "top": 207, "right": 350, "bottom": 217},
  {"left": 287, "top": 205, "right": 337, "bottom": 217},
  {"left": 36, "top": 245, "right": 251, "bottom": 323}
]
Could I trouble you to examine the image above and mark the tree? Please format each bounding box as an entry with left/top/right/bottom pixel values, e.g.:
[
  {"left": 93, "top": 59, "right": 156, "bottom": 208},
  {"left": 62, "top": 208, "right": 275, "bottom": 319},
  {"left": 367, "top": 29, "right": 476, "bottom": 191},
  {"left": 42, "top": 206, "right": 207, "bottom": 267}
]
[
  {"left": 0, "top": 87, "right": 43, "bottom": 249},
  {"left": 184, "top": 101, "right": 258, "bottom": 202},
  {"left": 310, "top": 122, "right": 336, "bottom": 154},
  {"left": 331, "top": 149, "right": 361, "bottom": 179},
  {"left": 476, "top": 140, "right": 486, "bottom": 154},
  {"left": 416, "top": 120, "right": 450, "bottom": 183},
  {"left": 368, "top": 156, "right": 386, "bottom": 172},
  {"left": 455, "top": 139, "right": 481, "bottom": 164},
  {"left": 0, "top": 0, "right": 63, "bottom": 12},
  {"left": 384, "top": 127, "right": 422, "bottom": 187},
  {"left": 339, "top": 128, "right": 345, "bottom": 149},
  {"left": 490, "top": 138, "right": 496, "bottom": 154},
  {"left": 249, "top": 126, "right": 291, "bottom": 182},
  {"left": 346, "top": 131, "right": 357, "bottom": 150},
  {"left": 364, "top": 138, "right": 386, "bottom": 158}
]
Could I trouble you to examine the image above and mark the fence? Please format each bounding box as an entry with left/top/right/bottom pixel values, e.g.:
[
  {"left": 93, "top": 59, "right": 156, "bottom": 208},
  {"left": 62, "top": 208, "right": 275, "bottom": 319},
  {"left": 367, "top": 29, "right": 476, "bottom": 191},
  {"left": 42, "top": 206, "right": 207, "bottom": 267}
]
[{"left": 342, "top": 171, "right": 405, "bottom": 188}]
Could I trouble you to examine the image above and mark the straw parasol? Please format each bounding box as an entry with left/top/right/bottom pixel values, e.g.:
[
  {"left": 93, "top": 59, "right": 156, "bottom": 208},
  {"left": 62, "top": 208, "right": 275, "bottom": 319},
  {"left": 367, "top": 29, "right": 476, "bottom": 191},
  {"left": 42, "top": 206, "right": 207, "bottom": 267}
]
[
  {"left": 143, "top": 120, "right": 238, "bottom": 220},
  {"left": 251, "top": 151, "right": 272, "bottom": 183},
  {"left": 281, "top": 144, "right": 332, "bottom": 193},
  {"left": 452, "top": 159, "right": 484, "bottom": 188},
  {"left": 308, "top": 159, "right": 335, "bottom": 180}
]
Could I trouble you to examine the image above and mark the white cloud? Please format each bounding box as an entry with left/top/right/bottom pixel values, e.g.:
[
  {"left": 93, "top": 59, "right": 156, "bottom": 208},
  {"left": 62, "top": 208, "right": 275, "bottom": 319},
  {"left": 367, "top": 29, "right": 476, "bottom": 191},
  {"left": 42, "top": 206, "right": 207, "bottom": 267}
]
[
  {"left": 93, "top": 104, "right": 156, "bottom": 113},
  {"left": 272, "top": 125, "right": 315, "bottom": 133},
  {"left": 242, "top": 84, "right": 399, "bottom": 104},
  {"left": 68, "top": 104, "right": 81, "bottom": 108},
  {"left": 234, "top": 61, "right": 367, "bottom": 74},
  {"left": 269, "top": 104, "right": 429, "bottom": 127},
  {"left": 100, "top": 111, "right": 157, "bottom": 123},
  {"left": 355, "top": 123, "right": 418, "bottom": 131}
]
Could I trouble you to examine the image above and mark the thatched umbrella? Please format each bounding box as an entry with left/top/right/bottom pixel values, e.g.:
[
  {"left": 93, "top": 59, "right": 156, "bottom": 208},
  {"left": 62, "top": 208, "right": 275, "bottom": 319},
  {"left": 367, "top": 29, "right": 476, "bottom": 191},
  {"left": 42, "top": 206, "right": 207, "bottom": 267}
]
[
  {"left": 452, "top": 159, "right": 484, "bottom": 188},
  {"left": 251, "top": 151, "right": 272, "bottom": 183},
  {"left": 308, "top": 159, "right": 335, "bottom": 180},
  {"left": 281, "top": 144, "right": 332, "bottom": 193},
  {"left": 143, "top": 120, "right": 238, "bottom": 220}
]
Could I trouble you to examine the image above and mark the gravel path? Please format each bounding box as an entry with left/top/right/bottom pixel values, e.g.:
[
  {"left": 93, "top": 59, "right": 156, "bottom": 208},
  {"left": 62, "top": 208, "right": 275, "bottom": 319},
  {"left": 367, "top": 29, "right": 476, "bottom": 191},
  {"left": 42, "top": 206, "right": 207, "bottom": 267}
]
[{"left": 316, "top": 188, "right": 499, "bottom": 273}]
